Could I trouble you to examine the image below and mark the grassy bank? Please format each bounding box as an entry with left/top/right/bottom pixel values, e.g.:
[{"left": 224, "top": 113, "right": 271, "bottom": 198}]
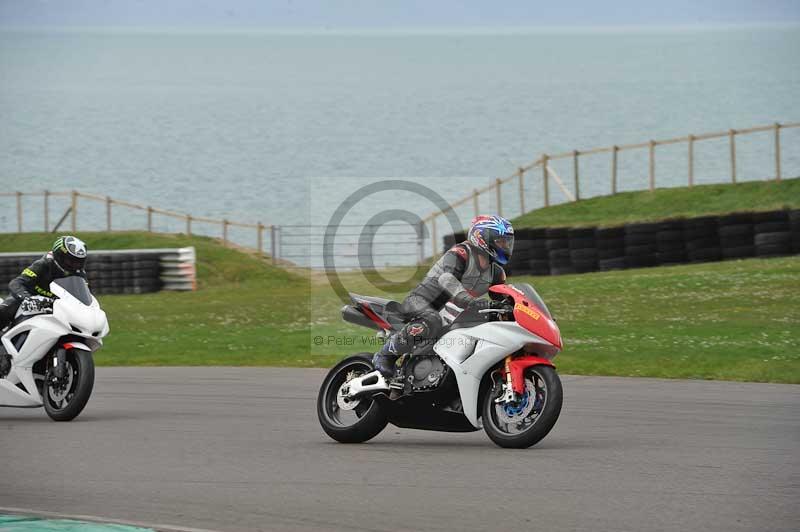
[
  {"left": 1, "top": 232, "right": 798, "bottom": 383},
  {"left": 0, "top": 232, "right": 311, "bottom": 366},
  {"left": 513, "top": 177, "right": 800, "bottom": 228}
]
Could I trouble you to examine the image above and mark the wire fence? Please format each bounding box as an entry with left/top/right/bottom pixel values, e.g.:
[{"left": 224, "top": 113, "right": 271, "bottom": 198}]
[
  {"left": 2, "top": 121, "right": 798, "bottom": 268},
  {"left": 423, "top": 121, "right": 800, "bottom": 256}
]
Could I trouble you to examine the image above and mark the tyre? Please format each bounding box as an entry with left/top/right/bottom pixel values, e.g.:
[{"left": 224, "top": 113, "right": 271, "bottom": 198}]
[
  {"left": 44, "top": 349, "right": 95, "bottom": 422},
  {"left": 567, "top": 227, "right": 595, "bottom": 239},
  {"left": 568, "top": 237, "right": 595, "bottom": 250},
  {"left": 596, "top": 227, "right": 624, "bottom": 239},
  {"left": 626, "top": 254, "right": 658, "bottom": 268},
  {"left": 572, "top": 259, "right": 598, "bottom": 273},
  {"left": 686, "top": 237, "right": 720, "bottom": 252},
  {"left": 545, "top": 238, "right": 568, "bottom": 251},
  {"left": 482, "top": 364, "right": 562, "bottom": 449},
  {"left": 755, "top": 244, "right": 791, "bottom": 257},
  {"left": 625, "top": 244, "right": 657, "bottom": 257},
  {"left": 656, "top": 240, "right": 685, "bottom": 253},
  {"left": 570, "top": 248, "right": 597, "bottom": 261},
  {"left": 656, "top": 230, "right": 684, "bottom": 244},
  {"left": 718, "top": 212, "right": 753, "bottom": 226},
  {"left": 722, "top": 245, "right": 755, "bottom": 259},
  {"left": 515, "top": 240, "right": 534, "bottom": 254},
  {"left": 688, "top": 247, "right": 722, "bottom": 263},
  {"left": 598, "top": 257, "right": 626, "bottom": 270},
  {"left": 528, "top": 260, "right": 550, "bottom": 276},
  {"left": 719, "top": 224, "right": 753, "bottom": 239},
  {"left": 656, "top": 251, "right": 687, "bottom": 264},
  {"left": 754, "top": 232, "right": 790, "bottom": 247},
  {"left": 624, "top": 232, "right": 656, "bottom": 246},
  {"left": 624, "top": 222, "right": 659, "bottom": 234},
  {"left": 550, "top": 266, "right": 577, "bottom": 275},
  {"left": 317, "top": 354, "right": 388, "bottom": 443},
  {"left": 684, "top": 216, "right": 719, "bottom": 240},
  {"left": 548, "top": 249, "right": 571, "bottom": 262},
  {"left": 545, "top": 228, "right": 568, "bottom": 239},
  {"left": 755, "top": 222, "right": 790, "bottom": 234},
  {"left": 752, "top": 210, "right": 788, "bottom": 224},
  {"left": 720, "top": 237, "right": 753, "bottom": 249},
  {"left": 597, "top": 247, "right": 625, "bottom": 260}
]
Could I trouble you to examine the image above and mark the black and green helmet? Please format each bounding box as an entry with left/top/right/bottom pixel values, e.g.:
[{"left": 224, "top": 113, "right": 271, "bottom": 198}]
[{"left": 52, "top": 235, "right": 88, "bottom": 273}]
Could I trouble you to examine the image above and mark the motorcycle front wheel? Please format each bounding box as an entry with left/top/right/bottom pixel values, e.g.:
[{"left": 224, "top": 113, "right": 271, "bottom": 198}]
[
  {"left": 44, "top": 349, "right": 95, "bottom": 422},
  {"left": 317, "top": 353, "right": 388, "bottom": 443},
  {"left": 482, "top": 364, "right": 562, "bottom": 449}
]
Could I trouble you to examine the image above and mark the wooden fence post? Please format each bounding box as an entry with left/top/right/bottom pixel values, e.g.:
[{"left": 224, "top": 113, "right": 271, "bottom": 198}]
[
  {"left": 542, "top": 154, "right": 550, "bottom": 207},
  {"left": 688, "top": 135, "right": 695, "bottom": 187},
  {"left": 223, "top": 219, "right": 229, "bottom": 246},
  {"left": 649, "top": 140, "right": 656, "bottom": 191},
  {"left": 16, "top": 191, "right": 22, "bottom": 233},
  {"left": 186, "top": 214, "right": 192, "bottom": 235},
  {"left": 106, "top": 196, "right": 112, "bottom": 231},
  {"left": 71, "top": 190, "right": 77, "bottom": 232},
  {"left": 518, "top": 168, "right": 525, "bottom": 214},
  {"left": 774, "top": 122, "right": 782, "bottom": 181},
  {"left": 495, "top": 178, "right": 502, "bottom": 217},
  {"left": 44, "top": 190, "right": 49, "bottom": 232},
  {"left": 729, "top": 129, "right": 737, "bottom": 183},
  {"left": 472, "top": 189, "right": 479, "bottom": 217},
  {"left": 270, "top": 225, "right": 277, "bottom": 264},
  {"left": 572, "top": 150, "right": 580, "bottom": 201},
  {"left": 611, "top": 146, "right": 618, "bottom": 194},
  {"left": 257, "top": 222, "right": 264, "bottom": 254},
  {"left": 147, "top": 206, "right": 152, "bottom": 232}
]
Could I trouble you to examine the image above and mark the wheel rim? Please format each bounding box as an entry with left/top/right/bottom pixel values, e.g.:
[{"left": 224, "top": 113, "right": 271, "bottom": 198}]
[
  {"left": 323, "top": 361, "right": 376, "bottom": 428},
  {"left": 46, "top": 359, "right": 77, "bottom": 411},
  {"left": 489, "top": 369, "right": 548, "bottom": 435}
]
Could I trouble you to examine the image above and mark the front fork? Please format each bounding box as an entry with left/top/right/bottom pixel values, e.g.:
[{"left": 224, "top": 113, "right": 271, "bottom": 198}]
[
  {"left": 52, "top": 347, "right": 67, "bottom": 380},
  {"left": 495, "top": 354, "right": 556, "bottom": 404},
  {"left": 495, "top": 356, "right": 518, "bottom": 404}
]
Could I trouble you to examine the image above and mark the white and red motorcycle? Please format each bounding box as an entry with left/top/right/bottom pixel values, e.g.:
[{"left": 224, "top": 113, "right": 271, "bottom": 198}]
[
  {"left": 0, "top": 277, "right": 109, "bottom": 421},
  {"left": 317, "top": 283, "right": 563, "bottom": 448}
]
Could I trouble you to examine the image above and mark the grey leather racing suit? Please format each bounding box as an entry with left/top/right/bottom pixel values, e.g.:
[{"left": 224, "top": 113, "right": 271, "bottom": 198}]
[{"left": 376, "top": 241, "right": 506, "bottom": 364}]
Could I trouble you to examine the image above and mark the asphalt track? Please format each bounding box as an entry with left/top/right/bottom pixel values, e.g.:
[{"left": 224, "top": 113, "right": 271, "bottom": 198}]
[{"left": 1, "top": 368, "right": 798, "bottom": 532}]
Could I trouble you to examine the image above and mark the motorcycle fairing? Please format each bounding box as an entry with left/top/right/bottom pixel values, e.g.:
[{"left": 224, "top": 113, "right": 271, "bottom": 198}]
[
  {"left": 489, "top": 285, "right": 562, "bottom": 349},
  {"left": 1, "top": 281, "right": 107, "bottom": 408},
  {"left": 434, "top": 321, "right": 557, "bottom": 428}
]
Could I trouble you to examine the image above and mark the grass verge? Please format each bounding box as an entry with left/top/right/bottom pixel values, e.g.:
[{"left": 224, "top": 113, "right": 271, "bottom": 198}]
[
  {"left": 513, "top": 177, "right": 800, "bottom": 228},
  {"left": 1, "top": 231, "right": 798, "bottom": 383}
]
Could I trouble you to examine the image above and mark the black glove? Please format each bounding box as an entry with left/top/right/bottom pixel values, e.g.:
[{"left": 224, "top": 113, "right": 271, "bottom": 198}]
[{"left": 453, "top": 292, "right": 494, "bottom": 311}]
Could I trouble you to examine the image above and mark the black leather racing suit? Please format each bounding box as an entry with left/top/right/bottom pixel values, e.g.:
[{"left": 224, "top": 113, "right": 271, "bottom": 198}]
[
  {"left": 376, "top": 241, "right": 506, "bottom": 367},
  {"left": 0, "top": 252, "right": 87, "bottom": 330}
]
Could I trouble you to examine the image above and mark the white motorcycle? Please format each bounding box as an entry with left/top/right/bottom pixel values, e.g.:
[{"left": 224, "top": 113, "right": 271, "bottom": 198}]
[
  {"left": 317, "top": 283, "right": 563, "bottom": 449},
  {"left": 0, "top": 277, "right": 109, "bottom": 421}
]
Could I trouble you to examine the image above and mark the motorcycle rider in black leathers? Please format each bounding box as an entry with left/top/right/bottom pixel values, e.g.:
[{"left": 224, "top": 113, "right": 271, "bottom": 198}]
[
  {"left": 0, "top": 236, "right": 88, "bottom": 373},
  {"left": 373, "top": 215, "right": 515, "bottom": 380}
]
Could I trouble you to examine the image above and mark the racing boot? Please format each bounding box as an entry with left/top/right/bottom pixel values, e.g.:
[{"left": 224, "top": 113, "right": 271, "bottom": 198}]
[{"left": 372, "top": 341, "right": 398, "bottom": 381}]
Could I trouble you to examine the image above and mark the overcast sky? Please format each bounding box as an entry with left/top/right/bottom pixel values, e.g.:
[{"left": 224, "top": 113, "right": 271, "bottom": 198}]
[{"left": 1, "top": 0, "right": 799, "bottom": 29}]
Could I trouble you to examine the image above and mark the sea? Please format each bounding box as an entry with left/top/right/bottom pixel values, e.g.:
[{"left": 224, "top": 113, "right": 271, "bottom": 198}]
[{"left": 1, "top": 26, "right": 798, "bottom": 266}]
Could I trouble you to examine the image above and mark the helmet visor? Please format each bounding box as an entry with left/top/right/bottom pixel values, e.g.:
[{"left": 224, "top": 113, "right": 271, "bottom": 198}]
[
  {"left": 494, "top": 234, "right": 514, "bottom": 257},
  {"left": 60, "top": 253, "right": 86, "bottom": 272}
]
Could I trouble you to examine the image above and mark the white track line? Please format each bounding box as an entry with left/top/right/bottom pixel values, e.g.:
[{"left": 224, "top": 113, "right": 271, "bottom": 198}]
[{"left": 0, "top": 506, "right": 221, "bottom": 532}]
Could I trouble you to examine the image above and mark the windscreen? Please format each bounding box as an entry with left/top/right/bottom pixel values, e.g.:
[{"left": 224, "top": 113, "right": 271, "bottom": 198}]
[
  {"left": 54, "top": 276, "right": 93, "bottom": 305},
  {"left": 508, "top": 283, "right": 552, "bottom": 319}
]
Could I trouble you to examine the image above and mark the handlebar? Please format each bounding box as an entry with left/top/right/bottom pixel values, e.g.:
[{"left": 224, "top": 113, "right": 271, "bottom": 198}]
[{"left": 478, "top": 306, "right": 513, "bottom": 314}]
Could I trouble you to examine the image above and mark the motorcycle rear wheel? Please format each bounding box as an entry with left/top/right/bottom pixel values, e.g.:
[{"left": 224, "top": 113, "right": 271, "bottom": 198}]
[
  {"left": 44, "top": 349, "right": 95, "bottom": 422},
  {"left": 482, "top": 364, "right": 562, "bottom": 449},
  {"left": 317, "top": 353, "right": 388, "bottom": 443}
]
